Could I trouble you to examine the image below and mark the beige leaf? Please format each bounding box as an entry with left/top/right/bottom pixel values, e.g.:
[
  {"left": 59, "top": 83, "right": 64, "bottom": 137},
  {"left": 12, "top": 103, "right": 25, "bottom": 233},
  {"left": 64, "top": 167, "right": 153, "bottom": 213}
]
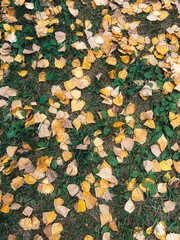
[
  {"left": 55, "top": 31, "right": 66, "bottom": 43},
  {"left": 68, "top": 7, "right": 79, "bottom": 17},
  {"left": 67, "top": 184, "right": 79, "bottom": 196},
  {"left": 102, "top": 232, "right": 110, "bottom": 240},
  {"left": 66, "top": 160, "right": 78, "bottom": 176},
  {"left": 143, "top": 160, "right": 153, "bottom": 173},
  {"left": 94, "top": 0, "right": 108, "bottom": 6},
  {"left": 150, "top": 144, "right": 161, "bottom": 157},
  {"left": 56, "top": 205, "right": 70, "bottom": 217},
  {"left": 158, "top": 183, "right": 167, "bottom": 193},
  {"left": 0, "top": 99, "right": 8, "bottom": 108},
  {"left": 133, "top": 230, "right": 145, "bottom": 240},
  {"left": 38, "top": 121, "right": 51, "bottom": 138},
  {"left": 96, "top": 167, "right": 112, "bottom": 180},
  {"left": 166, "top": 233, "right": 180, "bottom": 240},
  {"left": 11, "top": 203, "right": 21, "bottom": 210},
  {"left": 99, "top": 204, "right": 112, "bottom": 227},
  {"left": 6, "top": 146, "right": 18, "bottom": 157},
  {"left": 124, "top": 198, "right": 135, "bottom": 213},
  {"left": 164, "top": 201, "right": 176, "bottom": 212},
  {"left": 22, "top": 206, "right": 33, "bottom": 217},
  {"left": 121, "top": 138, "right": 134, "bottom": 151},
  {"left": 8, "top": 234, "right": 17, "bottom": 240},
  {"left": 174, "top": 161, "right": 180, "bottom": 173},
  {"left": 71, "top": 41, "right": 87, "bottom": 50}
]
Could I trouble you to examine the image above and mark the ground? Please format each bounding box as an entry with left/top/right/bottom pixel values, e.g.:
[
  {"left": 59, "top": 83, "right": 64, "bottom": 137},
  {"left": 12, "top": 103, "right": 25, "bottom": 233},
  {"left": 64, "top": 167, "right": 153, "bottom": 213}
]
[{"left": 0, "top": 0, "right": 180, "bottom": 240}]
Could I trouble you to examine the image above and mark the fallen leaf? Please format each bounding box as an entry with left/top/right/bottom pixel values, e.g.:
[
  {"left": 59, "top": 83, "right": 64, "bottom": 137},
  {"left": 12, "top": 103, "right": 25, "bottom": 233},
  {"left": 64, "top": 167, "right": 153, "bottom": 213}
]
[
  {"left": 77, "top": 199, "right": 86, "bottom": 212},
  {"left": 132, "top": 188, "right": 144, "bottom": 202},
  {"left": 67, "top": 184, "right": 79, "bottom": 196},
  {"left": 163, "top": 201, "right": 176, "bottom": 213},
  {"left": 154, "top": 221, "right": 166, "bottom": 240},
  {"left": 157, "top": 134, "right": 168, "bottom": 152},
  {"left": 134, "top": 129, "right": 147, "bottom": 144},
  {"left": 124, "top": 198, "right": 135, "bottom": 213}
]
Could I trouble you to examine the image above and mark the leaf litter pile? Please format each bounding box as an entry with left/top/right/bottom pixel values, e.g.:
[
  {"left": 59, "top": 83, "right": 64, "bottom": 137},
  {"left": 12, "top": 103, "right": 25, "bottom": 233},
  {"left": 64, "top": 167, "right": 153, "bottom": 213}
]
[{"left": 0, "top": 0, "right": 180, "bottom": 239}]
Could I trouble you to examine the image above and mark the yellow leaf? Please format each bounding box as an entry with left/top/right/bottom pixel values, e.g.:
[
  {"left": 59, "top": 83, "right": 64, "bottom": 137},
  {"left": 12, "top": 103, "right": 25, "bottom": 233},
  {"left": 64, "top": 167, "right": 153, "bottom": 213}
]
[
  {"left": 38, "top": 183, "right": 54, "bottom": 194},
  {"left": 54, "top": 198, "right": 64, "bottom": 208},
  {"left": 144, "top": 119, "right": 155, "bottom": 129},
  {"left": 170, "top": 115, "right": 180, "bottom": 129},
  {"left": 122, "top": 102, "right": 135, "bottom": 115},
  {"left": 174, "top": 161, "right": 180, "bottom": 173},
  {"left": 120, "top": 55, "right": 130, "bottom": 64},
  {"left": 134, "top": 128, "right": 147, "bottom": 144},
  {"left": 24, "top": 174, "right": 37, "bottom": 184},
  {"left": 81, "top": 181, "right": 90, "bottom": 192},
  {"left": 84, "top": 235, "right": 94, "bottom": 240},
  {"left": 118, "top": 68, "right": 127, "bottom": 80},
  {"left": 163, "top": 82, "right": 174, "bottom": 94},
  {"left": 154, "top": 51, "right": 164, "bottom": 59},
  {"left": 94, "top": 182, "right": 105, "bottom": 197},
  {"left": 19, "top": 218, "right": 32, "bottom": 230},
  {"left": 2, "top": 193, "right": 14, "bottom": 205},
  {"left": 84, "top": 193, "right": 97, "bottom": 209},
  {"left": 160, "top": 160, "right": 172, "bottom": 171},
  {"left": 47, "top": 211, "right": 57, "bottom": 225},
  {"left": 73, "top": 119, "right": 81, "bottom": 130},
  {"left": 126, "top": 178, "right": 136, "bottom": 191},
  {"left": 132, "top": 188, "right": 144, "bottom": 202},
  {"left": 52, "top": 223, "right": 63, "bottom": 235},
  {"left": 125, "top": 116, "right": 135, "bottom": 129},
  {"left": 18, "top": 70, "right": 27, "bottom": 77},
  {"left": 158, "top": 11, "right": 169, "bottom": 20},
  {"left": 146, "top": 226, "right": 153, "bottom": 235},
  {"left": 85, "top": 173, "right": 95, "bottom": 184},
  {"left": 124, "top": 198, "right": 135, "bottom": 213},
  {"left": 0, "top": 205, "right": 10, "bottom": 213},
  {"left": 64, "top": 79, "right": 76, "bottom": 91},
  {"left": 156, "top": 45, "right": 169, "bottom": 55},
  {"left": 77, "top": 199, "right": 86, "bottom": 212},
  {"left": 115, "top": 133, "right": 125, "bottom": 143},
  {"left": 54, "top": 57, "right": 66, "bottom": 69},
  {"left": 66, "top": 160, "right": 78, "bottom": 176},
  {"left": 154, "top": 221, "right": 166, "bottom": 240},
  {"left": 6, "top": 146, "right": 18, "bottom": 157},
  {"left": 72, "top": 67, "right": 83, "bottom": 78},
  {"left": 157, "top": 134, "right": 168, "bottom": 152},
  {"left": 107, "top": 108, "right": 116, "bottom": 117},
  {"left": 15, "top": 54, "right": 24, "bottom": 63},
  {"left": 113, "top": 93, "right": 123, "bottom": 106},
  {"left": 39, "top": 71, "right": 46, "bottom": 82},
  {"left": 106, "top": 57, "right": 117, "bottom": 66},
  {"left": 62, "top": 151, "right": 72, "bottom": 162},
  {"left": 71, "top": 99, "right": 85, "bottom": 112},
  {"left": 71, "top": 89, "right": 81, "bottom": 100},
  {"left": 82, "top": 56, "right": 91, "bottom": 70},
  {"left": 99, "top": 204, "right": 112, "bottom": 227},
  {"left": 11, "top": 176, "right": 24, "bottom": 190},
  {"left": 100, "top": 88, "right": 110, "bottom": 96},
  {"left": 109, "top": 221, "right": 118, "bottom": 231}
]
